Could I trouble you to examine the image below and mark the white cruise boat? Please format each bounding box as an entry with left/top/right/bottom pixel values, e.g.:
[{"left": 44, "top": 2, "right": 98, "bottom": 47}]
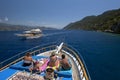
[{"left": 16, "top": 28, "right": 43, "bottom": 39}]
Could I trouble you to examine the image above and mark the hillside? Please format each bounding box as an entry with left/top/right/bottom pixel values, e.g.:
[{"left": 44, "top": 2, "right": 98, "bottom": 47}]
[
  {"left": 64, "top": 8, "right": 120, "bottom": 33},
  {"left": 0, "top": 23, "right": 56, "bottom": 31}
]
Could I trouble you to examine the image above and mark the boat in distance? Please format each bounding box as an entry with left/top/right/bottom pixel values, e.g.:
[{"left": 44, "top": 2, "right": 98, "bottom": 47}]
[
  {"left": 15, "top": 28, "right": 43, "bottom": 39},
  {"left": 0, "top": 42, "right": 91, "bottom": 80}
]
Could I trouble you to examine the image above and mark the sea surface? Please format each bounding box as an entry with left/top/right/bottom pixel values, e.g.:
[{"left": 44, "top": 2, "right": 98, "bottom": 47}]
[{"left": 0, "top": 30, "right": 120, "bottom": 80}]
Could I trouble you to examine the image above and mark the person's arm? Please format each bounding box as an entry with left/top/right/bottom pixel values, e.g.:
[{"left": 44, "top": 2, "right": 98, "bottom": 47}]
[
  {"left": 67, "top": 60, "right": 72, "bottom": 68},
  {"left": 30, "top": 57, "right": 34, "bottom": 62},
  {"left": 23, "top": 56, "right": 25, "bottom": 60}
]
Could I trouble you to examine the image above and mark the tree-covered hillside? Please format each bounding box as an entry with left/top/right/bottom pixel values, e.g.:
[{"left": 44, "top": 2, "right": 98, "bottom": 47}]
[{"left": 64, "top": 8, "right": 120, "bottom": 33}]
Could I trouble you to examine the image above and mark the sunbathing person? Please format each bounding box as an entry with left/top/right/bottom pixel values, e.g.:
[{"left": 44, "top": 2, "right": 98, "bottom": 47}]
[
  {"left": 29, "top": 58, "right": 49, "bottom": 73},
  {"left": 22, "top": 52, "right": 33, "bottom": 67},
  {"left": 47, "top": 52, "right": 60, "bottom": 70},
  {"left": 60, "top": 54, "right": 71, "bottom": 70}
]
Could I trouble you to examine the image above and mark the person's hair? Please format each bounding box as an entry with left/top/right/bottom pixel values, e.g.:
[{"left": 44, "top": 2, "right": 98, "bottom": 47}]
[
  {"left": 46, "top": 68, "right": 54, "bottom": 73},
  {"left": 50, "top": 52, "right": 55, "bottom": 57},
  {"left": 26, "top": 52, "right": 31, "bottom": 56},
  {"left": 61, "top": 54, "right": 65, "bottom": 59}
]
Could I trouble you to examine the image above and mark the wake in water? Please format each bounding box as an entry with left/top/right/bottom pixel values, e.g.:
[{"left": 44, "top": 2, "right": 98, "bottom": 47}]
[
  {"left": 42, "top": 31, "right": 72, "bottom": 44},
  {"left": 43, "top": 31, "right": 70, "bottom": 37}
]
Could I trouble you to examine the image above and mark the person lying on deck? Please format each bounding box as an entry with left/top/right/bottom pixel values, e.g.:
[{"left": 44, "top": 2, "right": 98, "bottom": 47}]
[
  {"left": 22, "top": 52, "right": 34, "bottom": 67},
  {"left": 29, "top": 58, "right": 49, "bottom": 73},
  {"left": 60, "top": 54, "right": 71, "bottom": 70},
  {"left": 47, "top": 52, "right": 60, "bottom": 71}
]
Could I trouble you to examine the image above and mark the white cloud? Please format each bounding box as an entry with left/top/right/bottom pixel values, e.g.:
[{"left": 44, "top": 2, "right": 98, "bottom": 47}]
[{"left": 4, "top": 17, "right": 8, "bottom": 21}]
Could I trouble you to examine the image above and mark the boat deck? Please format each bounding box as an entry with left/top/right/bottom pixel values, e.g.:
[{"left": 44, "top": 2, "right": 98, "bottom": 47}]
[
  {"left": 38, "top": 50, "right": 81, "bottom": 80},
  {"left": 0, "top": 51, "right": 74, "bottom": 80}
]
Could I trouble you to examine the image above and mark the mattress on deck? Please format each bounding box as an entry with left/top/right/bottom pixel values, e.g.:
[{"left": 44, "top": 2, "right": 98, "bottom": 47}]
[{"left": 9, "top": 56, "right": 48, "bottom": 71}]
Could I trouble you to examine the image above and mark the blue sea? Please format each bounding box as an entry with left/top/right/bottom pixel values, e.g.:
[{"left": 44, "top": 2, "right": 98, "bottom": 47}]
[{"left": 0, "top": 30, "right": 120, "bottom": 80}]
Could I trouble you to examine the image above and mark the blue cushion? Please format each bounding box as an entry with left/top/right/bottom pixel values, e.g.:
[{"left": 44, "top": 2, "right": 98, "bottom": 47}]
[
  {"left": 9, "top": 56, "right": 48, "bottom": 71},
  {"left": 55, "top": 69, "right": 72, "bottom": 78},
  {"left": 10, "top": 61, "right": 30, "bottom": 71},
  {"left": 62, "top": 77, "right": 72, "bottom": 80}
]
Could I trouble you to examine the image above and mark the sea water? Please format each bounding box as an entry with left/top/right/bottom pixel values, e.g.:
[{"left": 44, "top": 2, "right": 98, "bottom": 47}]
[{"left": 0, "top": 30, "right": 120, "bottom": 80}]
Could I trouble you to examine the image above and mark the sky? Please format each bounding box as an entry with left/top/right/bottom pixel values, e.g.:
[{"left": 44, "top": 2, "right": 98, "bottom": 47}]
[{"left": 0, "top": 0, "right": 120, "bottom": 29}]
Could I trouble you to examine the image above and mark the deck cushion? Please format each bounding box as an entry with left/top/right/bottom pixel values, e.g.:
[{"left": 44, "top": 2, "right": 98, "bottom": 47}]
[
  {"left": 55, "top": 69, "right": 72, "bottom": 78},
  {"left": 9, "top": 56, "right": 49, "bottom": 71},
  {"left": 9, "top": 61, "right": 30, "bottom": 71}
]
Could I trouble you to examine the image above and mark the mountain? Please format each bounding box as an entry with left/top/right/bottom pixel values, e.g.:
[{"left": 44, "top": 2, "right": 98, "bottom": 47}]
[
  {"left": 64, "top": 8, "right": 120, "bottom": 33},
  {"left": 0, "top": 23, "right": 56, "bottom": 31}
]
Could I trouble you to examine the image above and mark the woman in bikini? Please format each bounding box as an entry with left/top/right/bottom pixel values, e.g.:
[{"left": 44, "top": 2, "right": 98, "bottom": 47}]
[{"left": 47, "top": 52, "right": 60, "bottom": 70}]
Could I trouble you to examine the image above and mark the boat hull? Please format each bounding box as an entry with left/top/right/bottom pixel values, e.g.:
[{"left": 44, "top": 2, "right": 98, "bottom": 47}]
[{"left": 0, "top": 42, "right": 91, "bottom": 80}]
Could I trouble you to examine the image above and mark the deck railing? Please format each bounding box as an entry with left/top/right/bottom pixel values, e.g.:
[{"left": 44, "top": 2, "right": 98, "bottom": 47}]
[
  {"left": 0, "top": 43, "right": 56, "bottom": 71},
  {"left": 62, "top": 43, "right": 91, "bottom": 80}
]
